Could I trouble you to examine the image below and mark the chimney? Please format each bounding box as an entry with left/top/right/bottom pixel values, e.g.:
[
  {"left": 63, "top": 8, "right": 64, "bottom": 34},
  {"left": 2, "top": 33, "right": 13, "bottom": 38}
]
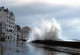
[
  {"left": 10, "top": 11, "right": 14, "bottom": 16},
  {"left": 0, "top": 7, "right": 4, "bottom": 11}
]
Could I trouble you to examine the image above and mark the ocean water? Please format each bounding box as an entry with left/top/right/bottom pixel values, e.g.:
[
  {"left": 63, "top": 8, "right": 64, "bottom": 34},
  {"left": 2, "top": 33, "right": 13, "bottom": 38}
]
[{"left": 0, "top": 42, "right": 80, "bottom": 55}]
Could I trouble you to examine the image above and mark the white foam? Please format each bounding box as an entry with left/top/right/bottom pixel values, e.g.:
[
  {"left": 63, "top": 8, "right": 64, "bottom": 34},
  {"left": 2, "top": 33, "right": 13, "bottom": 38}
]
[{"left": 27, "top": 18, "right": 62, "bottom": 42}]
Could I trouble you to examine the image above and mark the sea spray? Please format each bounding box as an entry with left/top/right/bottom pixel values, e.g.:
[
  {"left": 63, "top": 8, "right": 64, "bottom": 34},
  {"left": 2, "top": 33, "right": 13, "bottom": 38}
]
[{"left": 27, "top": 18, "right": 62, "bottom": 42}]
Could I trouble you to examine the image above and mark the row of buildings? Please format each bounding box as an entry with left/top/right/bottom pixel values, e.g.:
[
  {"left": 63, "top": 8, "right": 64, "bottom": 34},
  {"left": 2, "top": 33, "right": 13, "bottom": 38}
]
[{"left": 0, "top": 7, "right": 30, "bottom": 42}]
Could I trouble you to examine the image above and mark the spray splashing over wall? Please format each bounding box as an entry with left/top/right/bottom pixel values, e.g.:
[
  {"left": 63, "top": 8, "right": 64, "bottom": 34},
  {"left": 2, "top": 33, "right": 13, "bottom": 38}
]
[{"left": 27, "top": 18, "right": 62, "bottom": 42}]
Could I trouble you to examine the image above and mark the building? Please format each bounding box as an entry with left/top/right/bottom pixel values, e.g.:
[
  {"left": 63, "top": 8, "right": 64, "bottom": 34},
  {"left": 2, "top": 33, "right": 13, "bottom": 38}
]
[
  {"left": 21, "top": 26, "right": 31, "bottom": 41},
  {"left": 0, "top": 22, "right": 6, "bottom": 41},
  {"left": 0, "top": 7, "right": 15, "bottom": 41},
  {"left": 14, "top": 25, "right": 17, "bottom": 41},
  {"left": 15, "top": 25, "right": 21, "bottom": 41}
]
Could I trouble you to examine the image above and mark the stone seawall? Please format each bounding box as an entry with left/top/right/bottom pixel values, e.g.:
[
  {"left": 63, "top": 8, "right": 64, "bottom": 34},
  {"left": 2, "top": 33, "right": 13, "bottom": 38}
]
[{"left": 32, "top": 40, "right": 80, "bottom": 48}]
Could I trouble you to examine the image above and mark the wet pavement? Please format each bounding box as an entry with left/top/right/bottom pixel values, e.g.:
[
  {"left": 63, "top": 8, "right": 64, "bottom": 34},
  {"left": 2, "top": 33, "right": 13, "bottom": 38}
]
[{"left": 0, "top": 41, "right": 80, "bottom": 55}]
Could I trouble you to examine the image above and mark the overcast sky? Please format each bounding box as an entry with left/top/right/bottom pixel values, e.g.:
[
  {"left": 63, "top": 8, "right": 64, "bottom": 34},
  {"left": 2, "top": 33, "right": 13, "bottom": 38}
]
[{"left": 0, "top": 0, "right": 80, "bottom": 40}]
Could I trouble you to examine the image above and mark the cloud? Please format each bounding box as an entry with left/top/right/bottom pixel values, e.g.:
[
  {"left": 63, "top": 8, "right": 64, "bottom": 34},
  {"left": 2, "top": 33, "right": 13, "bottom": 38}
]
[
  {"left": 1, "top": 1, "right": 80, "bottom": 19},
  {"left": 0, "top": 0, "right": 36, "bottom": 7},
  {"left": 41, "top": 0, "right": 80, "bottom": 7},
  {"left": 10, "top": 3, "right": 80, "bottom": 19},
  {"left": 1, "top": 0, "right": 80, "bottom": 7},
  {"left": 67, "top": 19, "right": 80, "bottom": 32},
  {"left": 0, "top": 1, "right": 80, "bottom": 40},
  {"left": 60, "top": 18, "right": 80, "bottom": 40},
  {"left": 11, "top": 3, "right": 80, "bottom": 29}
]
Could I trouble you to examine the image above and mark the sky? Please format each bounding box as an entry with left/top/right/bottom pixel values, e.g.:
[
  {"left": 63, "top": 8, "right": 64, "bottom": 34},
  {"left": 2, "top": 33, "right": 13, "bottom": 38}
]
[{"left": 0, "top": 0, "right": 80, "bottom": 40}]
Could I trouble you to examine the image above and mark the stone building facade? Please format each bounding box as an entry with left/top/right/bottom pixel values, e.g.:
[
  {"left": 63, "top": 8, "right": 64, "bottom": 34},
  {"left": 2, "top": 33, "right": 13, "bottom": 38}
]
[
  {"left": 0, "top": 7, "right": 15, "bottom": 41},
  {"left": 21, "top": 26, "right": 31, "bottom": 41},
  {"left": 15, "top": 25, "right": 21, "bottom": 41},
  {"left": 0, "top": 22, "right": 6, "bottom": 41}
]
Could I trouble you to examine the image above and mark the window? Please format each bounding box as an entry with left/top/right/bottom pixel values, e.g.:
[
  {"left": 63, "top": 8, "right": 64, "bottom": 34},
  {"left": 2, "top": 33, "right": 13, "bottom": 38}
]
[
  {"left": 9, "top": 21, "right": 10, "bottom": 23},
  {"left": 11, "top": 26, "right": 12, "bottom": 28},
  {"left": 9, "top": 25, "right": 10, "bottom": 27},
  {"left": 6, "top": 36, "right": 7, "bottom": 39},
  {"left": 8, "top": 36, "right": 9, "bottom": 39},
  {"left": 6, "top": 29, "right": 8, "bottom": 31},
  {"left": 11, "top": 22, "right": 12, "bottom": 24}
]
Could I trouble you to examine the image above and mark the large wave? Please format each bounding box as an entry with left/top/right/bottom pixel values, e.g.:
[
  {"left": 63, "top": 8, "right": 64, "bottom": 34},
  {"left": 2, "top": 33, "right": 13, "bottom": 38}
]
[{"left": 27, "top": 18, "right": 62, "bottom": 42}]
